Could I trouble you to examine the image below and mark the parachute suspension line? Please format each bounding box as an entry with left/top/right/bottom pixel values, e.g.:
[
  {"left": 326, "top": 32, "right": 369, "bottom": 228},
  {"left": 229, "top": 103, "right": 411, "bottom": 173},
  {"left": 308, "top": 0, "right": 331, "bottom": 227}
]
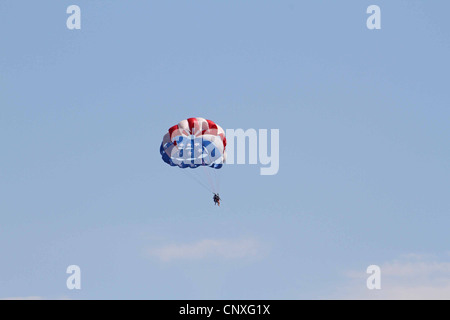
[
  {"left": 179, "top": 167, "right": 212, "bottom": 193},
  {"left": 205, "top": 146, "right": 220, "bottom": 193},
  {"left": 206, "top": 150, "right": 220, "bottom": 194},
  {"left": 214, "top": 166, "right": 220, "bottom": 194},
  {"left": 201, "top": 164, "right": 216, "bottom": 194},
  {"left": 171, "top": 138, "right": 212, "bottom": 193},
  {"left": 160, "top": 117, "right": 226, "bottom": 196}
]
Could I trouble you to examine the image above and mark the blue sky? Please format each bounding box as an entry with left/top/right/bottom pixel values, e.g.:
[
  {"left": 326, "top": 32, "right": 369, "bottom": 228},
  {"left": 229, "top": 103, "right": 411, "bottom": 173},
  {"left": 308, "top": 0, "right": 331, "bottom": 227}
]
[{"left": 1, "top": 1, "right": 449, "bottom": 299}]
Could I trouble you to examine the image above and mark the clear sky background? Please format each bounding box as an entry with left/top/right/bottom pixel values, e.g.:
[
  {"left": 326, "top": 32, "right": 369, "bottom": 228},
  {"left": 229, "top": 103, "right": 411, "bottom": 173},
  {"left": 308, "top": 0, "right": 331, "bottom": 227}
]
[{"left": 1, "top": 1, "right": 449, "bottom": 299}]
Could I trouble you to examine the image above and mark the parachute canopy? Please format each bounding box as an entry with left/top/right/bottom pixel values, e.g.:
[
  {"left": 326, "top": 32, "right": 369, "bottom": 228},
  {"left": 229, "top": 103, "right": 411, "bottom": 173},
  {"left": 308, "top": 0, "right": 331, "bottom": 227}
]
[{"left": 160, "top": 117, "right": 227, "bottom": 169}]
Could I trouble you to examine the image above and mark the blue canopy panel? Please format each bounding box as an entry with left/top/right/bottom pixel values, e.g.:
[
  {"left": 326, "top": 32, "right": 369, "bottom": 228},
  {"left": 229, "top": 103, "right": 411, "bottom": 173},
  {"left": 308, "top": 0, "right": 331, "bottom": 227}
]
[{"left": 160, "top": 137, "right": 224, "bottom": 169}]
